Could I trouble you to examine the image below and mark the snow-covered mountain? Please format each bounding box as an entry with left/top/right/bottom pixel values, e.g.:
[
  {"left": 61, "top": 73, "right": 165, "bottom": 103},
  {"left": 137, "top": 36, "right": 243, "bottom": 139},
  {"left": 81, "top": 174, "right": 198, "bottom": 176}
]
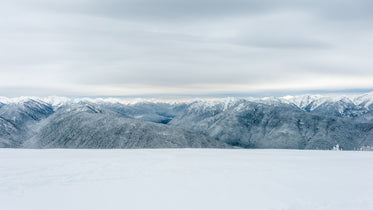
[
  {"left": 23, "top": 102, "right": 229, "bottom": 149},
  {"left": 0, "top": 98, "right": 54, "bottom": 147},
  {"left": 169, "top": 100, "right": 373, "bottom": 149},
  {"left": 277, "top": 93, "right": 373, "bottom": 122},
  {"left": 0, "top": 116, "right": 19, "bottom": 147},
  {"left": 98, "top": 102, "right": 188, "bottom": 124},
  {"left": 1, "top": 92, "right": 373, "bottom": 149},
  {"left": 0, "top": 98, "right": 54, "bottom": 126}
]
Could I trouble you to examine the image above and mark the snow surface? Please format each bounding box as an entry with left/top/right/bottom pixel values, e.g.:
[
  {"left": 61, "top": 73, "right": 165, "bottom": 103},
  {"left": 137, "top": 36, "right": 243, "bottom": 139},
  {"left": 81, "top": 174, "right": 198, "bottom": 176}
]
[{"left": 1, "top": 149, "right": 372, "bottom": 210}]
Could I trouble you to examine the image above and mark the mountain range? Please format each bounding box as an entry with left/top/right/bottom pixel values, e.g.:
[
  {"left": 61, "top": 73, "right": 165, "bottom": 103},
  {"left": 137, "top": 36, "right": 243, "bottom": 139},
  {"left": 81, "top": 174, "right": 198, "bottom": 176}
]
[{"left": 1, "top": 92, "right": 373, "bottom": 149}]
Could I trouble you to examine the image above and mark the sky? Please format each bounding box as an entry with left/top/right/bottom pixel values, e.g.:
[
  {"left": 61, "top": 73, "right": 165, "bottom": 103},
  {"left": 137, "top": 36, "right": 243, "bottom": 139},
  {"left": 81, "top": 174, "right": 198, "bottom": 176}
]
[{"left": 0, "top": 0, "right": 373, "bottom": 97}]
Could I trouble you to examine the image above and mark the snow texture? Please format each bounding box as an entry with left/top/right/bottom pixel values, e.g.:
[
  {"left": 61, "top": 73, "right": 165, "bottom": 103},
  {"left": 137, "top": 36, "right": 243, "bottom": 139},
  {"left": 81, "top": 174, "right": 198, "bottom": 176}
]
[{"left": 0, "top": 149, "right": 372, "bottom": 210}]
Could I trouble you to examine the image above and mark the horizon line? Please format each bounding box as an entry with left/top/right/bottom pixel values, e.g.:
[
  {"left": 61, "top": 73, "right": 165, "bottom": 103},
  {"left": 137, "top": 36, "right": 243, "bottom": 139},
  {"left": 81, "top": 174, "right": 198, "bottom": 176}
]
[{"left": 1, "top": 88, "right": 373, "bottom": 99}]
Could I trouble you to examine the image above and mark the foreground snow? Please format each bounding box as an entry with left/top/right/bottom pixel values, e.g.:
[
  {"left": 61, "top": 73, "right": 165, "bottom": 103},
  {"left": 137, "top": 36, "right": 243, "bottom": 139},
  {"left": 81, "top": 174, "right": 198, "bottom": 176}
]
[{"left": 1, "top": 149, "right": 372, "bottom": 210}]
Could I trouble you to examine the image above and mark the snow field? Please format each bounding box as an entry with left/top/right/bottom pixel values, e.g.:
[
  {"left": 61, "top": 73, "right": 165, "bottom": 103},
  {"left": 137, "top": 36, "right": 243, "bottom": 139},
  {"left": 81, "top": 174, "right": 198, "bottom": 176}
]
[{"left": 0, "top": 149, "right": 372, "bottom": 210}]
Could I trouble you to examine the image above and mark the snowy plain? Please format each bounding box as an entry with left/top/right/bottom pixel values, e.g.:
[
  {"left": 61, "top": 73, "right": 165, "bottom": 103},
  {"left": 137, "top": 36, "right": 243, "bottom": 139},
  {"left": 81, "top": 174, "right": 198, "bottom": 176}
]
[{"left": 0, "top": 149, "right": 372, "bottom": 210}]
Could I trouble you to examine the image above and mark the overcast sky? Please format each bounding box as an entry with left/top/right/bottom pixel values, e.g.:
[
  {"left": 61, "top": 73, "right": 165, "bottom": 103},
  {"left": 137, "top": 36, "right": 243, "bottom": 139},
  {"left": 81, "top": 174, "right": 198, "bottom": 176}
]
[{"left": 1, "top": 0, "right": 373, "bottom": 97}]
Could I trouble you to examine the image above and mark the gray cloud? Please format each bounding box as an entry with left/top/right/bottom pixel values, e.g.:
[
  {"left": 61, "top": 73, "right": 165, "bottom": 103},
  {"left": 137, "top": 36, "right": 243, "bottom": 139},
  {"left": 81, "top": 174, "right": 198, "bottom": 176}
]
[
  {"left": 21, "top": 0, "right": 373, "bottom": 21},
  {"left": 0, "top": 0, "right": 373, "bottom": 96}
]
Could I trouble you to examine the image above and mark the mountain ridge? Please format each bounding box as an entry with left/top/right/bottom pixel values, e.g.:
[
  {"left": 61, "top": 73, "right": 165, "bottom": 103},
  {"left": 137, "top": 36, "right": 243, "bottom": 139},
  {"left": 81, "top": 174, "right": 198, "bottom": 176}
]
[{"left": 1, "top": 92, "right": 373, "bottom": 149}]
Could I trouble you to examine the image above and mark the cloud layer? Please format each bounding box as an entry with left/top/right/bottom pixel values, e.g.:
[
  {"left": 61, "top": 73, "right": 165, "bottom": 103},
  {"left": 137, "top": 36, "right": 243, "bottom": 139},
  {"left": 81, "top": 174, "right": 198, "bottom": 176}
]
[{"left": 1, "top": 0, "right": 373, "bottom": 96}]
